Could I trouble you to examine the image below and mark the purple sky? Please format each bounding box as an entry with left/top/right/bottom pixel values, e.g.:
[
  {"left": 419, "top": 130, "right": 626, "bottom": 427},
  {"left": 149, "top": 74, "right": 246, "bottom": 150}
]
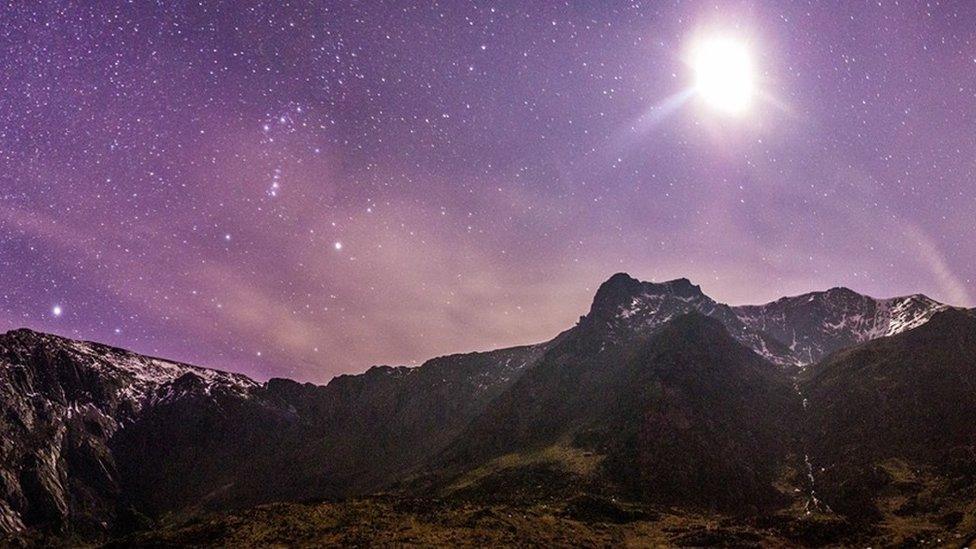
[{"left": 2, "top": 2, "right": 974, "bottom": 383}]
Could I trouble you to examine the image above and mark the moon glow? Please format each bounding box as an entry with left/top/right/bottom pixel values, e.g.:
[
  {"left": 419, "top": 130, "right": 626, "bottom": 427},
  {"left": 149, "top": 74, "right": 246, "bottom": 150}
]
[{"left": 692, "top": 37, "right": 755, "bottom": 116}]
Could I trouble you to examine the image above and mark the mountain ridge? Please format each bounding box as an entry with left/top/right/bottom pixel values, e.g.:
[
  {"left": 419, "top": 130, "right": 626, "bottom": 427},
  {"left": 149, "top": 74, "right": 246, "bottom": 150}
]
[
  {"left": 3, "top": 273, "right": 952, "bottom": 386},
  {"left": 579, "top": 272, "right": 950, "bottom": 367},
  {"left": 0, "top": 273, "right": 971, "bottom": 544}
]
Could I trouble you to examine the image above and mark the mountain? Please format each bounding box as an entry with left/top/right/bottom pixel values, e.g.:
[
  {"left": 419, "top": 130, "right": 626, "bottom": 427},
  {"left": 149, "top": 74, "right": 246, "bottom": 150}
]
[
  {"left": 800, "top": 308, "right": 976, "bottom": 525},
  {"left": 435, "top": 312, "right": 801, "bottom": 511},
  {"left": 803, "top": 307, "right": 976, "bottom": 466},
  {"left": 574, "top": 273, "right": 797, "bottom": 366},
  {"left": 0, "top": 328, "right": 259, "bottom": 537},
  {"left": 735, "top": 287, "right": 948, "bottom": 365},
  {"left": 0, "top": 273, "right": 969, "bottom": 545},
  {"left": 0, "top": 328, "right": 544, "bottom": 540},
  {"left": 575, "top": 273, "right": 947, "bottom": 367}
]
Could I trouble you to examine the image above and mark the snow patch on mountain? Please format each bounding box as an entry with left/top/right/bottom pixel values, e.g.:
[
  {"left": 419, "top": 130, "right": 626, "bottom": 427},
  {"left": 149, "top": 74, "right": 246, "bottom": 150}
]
[
  {"left": 588, "top": 275, "right": 950, "bottom": 367},
  {"left": 733, "top": 289, "right": 948, "bottom": 365},
  {"left": 0, "top": 328, "right": 258, "bottom": 420},
  {"left": 872, "top": 294, "right": 948, "bottom": 337}
]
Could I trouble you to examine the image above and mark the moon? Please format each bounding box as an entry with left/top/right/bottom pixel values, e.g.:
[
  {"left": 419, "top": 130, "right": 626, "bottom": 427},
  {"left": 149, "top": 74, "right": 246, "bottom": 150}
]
[{"left": 692, "top": 37, "right": 755, "bottom": 115}]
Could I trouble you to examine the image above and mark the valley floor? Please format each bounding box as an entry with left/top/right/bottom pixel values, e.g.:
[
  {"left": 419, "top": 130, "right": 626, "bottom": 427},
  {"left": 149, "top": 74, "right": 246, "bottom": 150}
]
[{"left": 101, "top": 494, "right": 975, "bottom": 548}]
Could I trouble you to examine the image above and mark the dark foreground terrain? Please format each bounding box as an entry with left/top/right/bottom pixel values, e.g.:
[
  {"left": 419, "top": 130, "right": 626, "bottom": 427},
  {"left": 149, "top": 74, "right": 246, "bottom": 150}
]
[{"left": 107, "top": 492, "right": 975, "bottom": 548}]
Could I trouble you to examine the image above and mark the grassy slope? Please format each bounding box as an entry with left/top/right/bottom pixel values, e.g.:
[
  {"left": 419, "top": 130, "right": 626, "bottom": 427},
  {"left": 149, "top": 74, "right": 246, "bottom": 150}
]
[{"left": 104, "top": 493, "right": 976, "bottom": 548}]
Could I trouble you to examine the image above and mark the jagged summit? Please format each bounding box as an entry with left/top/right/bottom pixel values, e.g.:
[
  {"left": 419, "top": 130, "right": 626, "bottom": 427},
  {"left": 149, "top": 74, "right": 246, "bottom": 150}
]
[
  {"left": 588, "top": 273, "right": 706, "bottom": 320},
  {"left": 599, "top": 271, "right": 640, "bottom": 287},
  {"left": 824, "top": 286, "right": 862, "bottom": 297},
  {"left": 582, "top": 273, "right": 950, "bottom": 366},
  {"left": 585, "top": 273, "right": 713, "bottom": 324},
  {"left": 593, "top": 273, "right": 702, "bottom": 301},
  {"left": 589, "top": 273, "right": 643, "bottom": 315}
]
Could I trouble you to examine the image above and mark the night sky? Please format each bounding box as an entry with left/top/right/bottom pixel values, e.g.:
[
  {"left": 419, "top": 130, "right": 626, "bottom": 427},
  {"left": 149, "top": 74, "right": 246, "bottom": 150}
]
[{"left": 2, "top": 2, "right": 974, "bottom": 383}]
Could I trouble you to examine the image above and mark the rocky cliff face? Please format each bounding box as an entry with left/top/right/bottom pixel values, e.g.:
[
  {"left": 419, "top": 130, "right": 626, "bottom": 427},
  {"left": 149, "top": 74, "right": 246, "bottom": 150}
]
[{"left": 0, "top": 329, "right": 258, "bottom": 537}]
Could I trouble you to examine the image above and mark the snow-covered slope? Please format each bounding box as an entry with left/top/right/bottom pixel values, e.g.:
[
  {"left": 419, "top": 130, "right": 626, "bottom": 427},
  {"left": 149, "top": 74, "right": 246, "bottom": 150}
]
[
  {"left": 60, "top": 333, "right": 257, "bottom": 408},
  {"left": 582, "top": 274, "right": 949, "bottom": 367},
  {"left": 733, "top": 288, "right": 948, "bottom": 365},
  {"left": 2, "top": 328, "right": 257, "bottom": 407}
]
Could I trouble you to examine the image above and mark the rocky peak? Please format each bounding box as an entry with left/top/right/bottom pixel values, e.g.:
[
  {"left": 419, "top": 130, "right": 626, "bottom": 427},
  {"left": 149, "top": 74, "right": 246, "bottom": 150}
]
[
  {"left": 587, "top": 273, "right": 707, "bottom": 321},
  {"left": 657, "top": 277, "right": 704, "bottom": 298},
  {"left": 581, "top": 275, "right": 954, "bottom": 367},
  {"left": 588, "top": 273, "right": 644, "bottom": 315},
  {"left": 824, "top": 286, "right": 861, "bottom": 297}
]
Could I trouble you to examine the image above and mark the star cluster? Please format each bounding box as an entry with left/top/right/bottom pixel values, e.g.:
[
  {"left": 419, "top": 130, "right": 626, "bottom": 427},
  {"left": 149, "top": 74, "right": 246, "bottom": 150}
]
[{"left": 1, "top": 2, "right": 974, "bottom": 382}]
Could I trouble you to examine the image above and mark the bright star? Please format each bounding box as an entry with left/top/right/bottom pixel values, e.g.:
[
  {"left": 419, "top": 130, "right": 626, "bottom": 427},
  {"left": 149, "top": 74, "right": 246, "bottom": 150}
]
[{"left": 52, "top": 305, "right": 63, "bottom": 317}]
